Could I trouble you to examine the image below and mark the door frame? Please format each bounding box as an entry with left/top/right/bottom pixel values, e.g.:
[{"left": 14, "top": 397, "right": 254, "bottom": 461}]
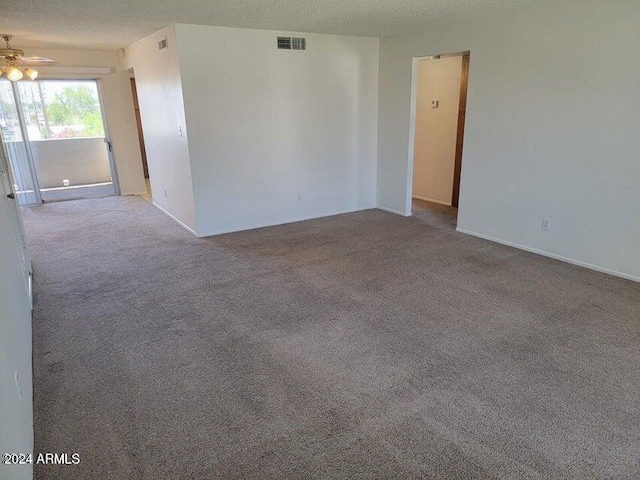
[
  {"left": 10, "top": 81, "right": 43, "bottom": 205},
  {"left": 451, "top": 54, "right": 470, "bottom": 207},
  {"left": 405, "top": 50, "right": 470, "bottom": 215},
  {"left": 130, "top": 77, "right": 149, "bottom": 179},
  {"left": 95, "top": 78, "right": 121, "bottom": 196},
  {"left": 0, "top": 131, "right": 33, "bottom": 306}
]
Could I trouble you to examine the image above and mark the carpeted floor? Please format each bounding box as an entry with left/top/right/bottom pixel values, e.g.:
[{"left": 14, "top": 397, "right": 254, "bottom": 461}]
[{"left": 22, "top": 196, "right": 639, "bottom": 479}]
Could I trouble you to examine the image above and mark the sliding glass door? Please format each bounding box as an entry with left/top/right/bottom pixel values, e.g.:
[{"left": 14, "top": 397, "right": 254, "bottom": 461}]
[
  {"left": 0, "top": 81, "right": 40, "bottom": 205},
  {"left": 0, "top": 78, "right": 117, "bottom": 205}
]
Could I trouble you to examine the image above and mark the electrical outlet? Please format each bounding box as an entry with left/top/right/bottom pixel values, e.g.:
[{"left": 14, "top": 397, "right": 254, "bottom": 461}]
[
  {"left": 63, "top": 179, "right": 70, "bottom": 187},
  {"left": 294, "top": 193, "right": 302, "bottom": 203},
  {"left": 541, "top": 218, "right": 551, "bottom": 232}
]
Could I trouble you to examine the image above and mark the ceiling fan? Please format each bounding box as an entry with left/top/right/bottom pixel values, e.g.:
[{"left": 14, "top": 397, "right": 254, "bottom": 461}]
[{"left": 0, "top": 34, "right": 54, "bottom": 82}]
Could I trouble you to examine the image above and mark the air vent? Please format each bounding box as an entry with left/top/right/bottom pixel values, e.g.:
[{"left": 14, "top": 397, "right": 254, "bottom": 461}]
[
  {"left": 291, "top": 37, "right": 306, "bottom": 50},
  {"left": 277, "top": 36, "right": 306, "bottom": 51},
  {"left": 158, "top": 37, "right": 168, "bottom": 51},
  {"left": 277, "top": 37, "right": 291, "bottom": 50}
]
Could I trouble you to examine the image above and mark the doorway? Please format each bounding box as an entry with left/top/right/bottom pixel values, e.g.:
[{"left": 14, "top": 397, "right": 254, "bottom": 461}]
[
  {"left": 408, "top": 52, "right": 469, "bottom": 227},
  {"left": 0, "top": 78, "right": 118, "bottom": 205},
  {"left": 129, "top": 76, "right": 151, "bottom": 202}
]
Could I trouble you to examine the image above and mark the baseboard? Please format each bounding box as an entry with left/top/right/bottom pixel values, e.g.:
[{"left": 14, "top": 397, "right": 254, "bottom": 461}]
[
  {"left": 197, "top": 206, "right": 376, "bottom": 237},
  {"left": 456, "top": 228, "right": 640, "bottom": 283},
  {"left": 152, "top": 202, "right": 199, "bottom": 237},
  {"left": 377, "top": 205, "right": 411, "bottom": 217},
  {"left": 412, "top": 195, "right": 452, "bottom": 207}
]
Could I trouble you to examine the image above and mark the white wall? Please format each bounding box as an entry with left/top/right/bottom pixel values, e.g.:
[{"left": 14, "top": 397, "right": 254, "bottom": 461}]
[
  {"left": 0, "top": 148, "right": 33, "bottom": 480},
  {"left": 412, "top": 56, "right": 461, "bottom": 206},
  {"left": 175, "top": 24, "right": 379, "bottom": 236},
  {"left": 378, "top": 0, "right": 640, "bottom": 281},
  {"left": 27, "top": 48, "right": 146, "bottom": 196},
  {"left": 123, "top": 26, "right": 198, "bottom": 232}
]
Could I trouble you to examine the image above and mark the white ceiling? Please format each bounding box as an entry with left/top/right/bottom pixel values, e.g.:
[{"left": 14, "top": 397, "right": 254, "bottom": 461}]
[{"left": 2, "top": 0, "right": 546, "bottom": 50}]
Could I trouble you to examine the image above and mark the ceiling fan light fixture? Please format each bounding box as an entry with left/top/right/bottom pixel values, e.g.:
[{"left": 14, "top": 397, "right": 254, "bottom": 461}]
[
  {"left": 24, "top": 67, "right": 38, "bottom": 80},
  {"left": 6, "top": 65, "right": 23, "bottom": 81},
  {"left": 0, "top": 35, "right": 50, "bottom": 81}
]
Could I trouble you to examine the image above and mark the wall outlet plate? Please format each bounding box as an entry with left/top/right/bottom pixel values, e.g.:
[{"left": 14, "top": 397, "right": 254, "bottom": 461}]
[{"left": 541, "top": 218, "right": 551, "bottom": 232}]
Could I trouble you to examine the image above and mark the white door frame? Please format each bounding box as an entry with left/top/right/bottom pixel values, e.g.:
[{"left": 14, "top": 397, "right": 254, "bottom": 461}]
[
  {"left": 96, "top": 78, "right": 121, "bottom": 196},
  {"left": 405, "top": 51, "right": 469, "bottom": 215},
  {"left": 0, "top": 131, "right": 33, "bottom": 306}
]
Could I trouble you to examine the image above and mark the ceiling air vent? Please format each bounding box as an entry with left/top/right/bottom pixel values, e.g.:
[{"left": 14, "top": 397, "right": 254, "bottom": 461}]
[
  {"left": 158, "top": 37, "right": 168, "bottom": 52},
  {"left": 277, "top": 36, "right": 306, "bottom": 51}
]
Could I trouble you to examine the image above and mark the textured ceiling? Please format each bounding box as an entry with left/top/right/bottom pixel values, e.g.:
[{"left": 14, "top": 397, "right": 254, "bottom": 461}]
[{"left": 1, "top": 0, "right": 546, "bottom": 50}]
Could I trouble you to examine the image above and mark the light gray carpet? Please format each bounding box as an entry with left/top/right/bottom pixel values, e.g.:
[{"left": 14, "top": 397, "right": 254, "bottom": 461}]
[{"left": 22, "top": 196, "right": 640, "bottom": 479}]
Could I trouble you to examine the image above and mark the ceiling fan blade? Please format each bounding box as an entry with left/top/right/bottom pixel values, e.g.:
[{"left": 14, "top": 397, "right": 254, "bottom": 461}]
[{"left": 20, "top": 56, "right": 55, "bottom": 64}]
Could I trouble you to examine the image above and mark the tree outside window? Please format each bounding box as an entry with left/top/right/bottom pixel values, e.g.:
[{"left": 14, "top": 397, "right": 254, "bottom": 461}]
[{"left": 18, "top": 81, "right": 105, "bottom": 140}]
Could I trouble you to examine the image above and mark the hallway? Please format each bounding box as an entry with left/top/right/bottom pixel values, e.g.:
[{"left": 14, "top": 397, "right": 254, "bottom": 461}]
[{"left": 412, "top": 198, "right": 458, "bottom": 231}]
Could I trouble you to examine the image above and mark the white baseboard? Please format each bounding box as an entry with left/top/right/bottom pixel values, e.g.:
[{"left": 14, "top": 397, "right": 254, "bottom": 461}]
[
  {"left": 377, "top": 205, "right": 411, "bottom": 217},
  {"left": 152, "top": 202, "right": 199, "bottom": 237},
  {"left": 197, "top": 206, "right": 376, "bottom": 237},
  {"left": 456, "top": 228, "right": 640, "bottom": 284},
  {"left": 412, "top": 195, "right": 452, "bottom": 207}
]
